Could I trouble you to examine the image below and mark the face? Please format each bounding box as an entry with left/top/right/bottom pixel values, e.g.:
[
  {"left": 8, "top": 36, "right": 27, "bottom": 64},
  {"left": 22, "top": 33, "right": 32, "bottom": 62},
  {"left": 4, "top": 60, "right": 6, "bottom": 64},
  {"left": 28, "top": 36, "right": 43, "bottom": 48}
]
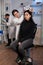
[
  {"left": 14, "top": 11, "right": 20, "bottom": 18},
  {"left": 24, "top": 12, "right": 31, "bottom": 21},
  {"left": 5, "top": 16, "right": 9, "bottom": 19}
]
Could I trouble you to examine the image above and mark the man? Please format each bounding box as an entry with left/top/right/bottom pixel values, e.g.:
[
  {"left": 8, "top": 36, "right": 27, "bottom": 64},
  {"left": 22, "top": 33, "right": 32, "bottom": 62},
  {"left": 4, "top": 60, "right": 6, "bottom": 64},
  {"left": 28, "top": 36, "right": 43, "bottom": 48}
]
[
  {"left": 5, "top": 14, "right": 10, "bottom": 22},
  {"left": 2, "top": 14, "right": 10, "bottom": 44},
  {"left": 5, "top": 15, "right": 15, "bottom": 46},
  {"left": 12, "top": 9, "right": 24, "bottom": 40}
]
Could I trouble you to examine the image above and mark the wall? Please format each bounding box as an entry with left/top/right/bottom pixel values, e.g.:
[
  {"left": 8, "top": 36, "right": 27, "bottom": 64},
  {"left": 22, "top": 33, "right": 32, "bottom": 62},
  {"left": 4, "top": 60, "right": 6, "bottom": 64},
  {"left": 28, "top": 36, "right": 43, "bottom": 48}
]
[
  {"left": 0, "top": 0, "right": 1, "bottom": 41},
  {"left": 1, "top": 0, "right": 43, "bottom": 45},
  {"left": 10, "top": 0, "right": 32, "bottom": 14},
  {"left": 41, "top": 4, "right": 43, "bottom": 45}
]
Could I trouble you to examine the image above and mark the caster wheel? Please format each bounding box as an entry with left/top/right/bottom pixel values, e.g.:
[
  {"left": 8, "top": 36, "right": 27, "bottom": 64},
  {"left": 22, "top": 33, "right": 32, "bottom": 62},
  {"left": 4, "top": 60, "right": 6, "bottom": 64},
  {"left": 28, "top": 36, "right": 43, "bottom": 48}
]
[
  {"left": 25, "top": 61, "right": 33, "bottom": 65},
  {"left": 18, "top": 62, "right": 22, "bottom": 65}
]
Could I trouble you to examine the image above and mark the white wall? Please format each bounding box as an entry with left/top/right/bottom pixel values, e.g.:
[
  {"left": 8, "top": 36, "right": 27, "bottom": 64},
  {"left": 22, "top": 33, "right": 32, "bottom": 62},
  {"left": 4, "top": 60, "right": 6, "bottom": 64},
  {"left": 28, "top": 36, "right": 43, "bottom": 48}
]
[
  {"left": 10, "top": 0, "right": 42, "bottom": 26},
  {"left": 0, "top": 0, "right": 43, "bottom": 44},
  {"left": 11, "top": 0, "right": 32, "bottom": 14},
  {"left": 41, "top": 5, "right": 43, "bottom": 45},
  {"left": 0, "top": 0, "right": 2, "bottom": 41}
]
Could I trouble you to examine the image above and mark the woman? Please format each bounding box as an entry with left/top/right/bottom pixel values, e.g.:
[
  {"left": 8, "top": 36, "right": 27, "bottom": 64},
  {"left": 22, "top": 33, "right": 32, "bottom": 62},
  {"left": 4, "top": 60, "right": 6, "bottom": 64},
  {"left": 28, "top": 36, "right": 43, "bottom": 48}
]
[{"left": 10, "top": 10, "right": 37, "bottom": 65}]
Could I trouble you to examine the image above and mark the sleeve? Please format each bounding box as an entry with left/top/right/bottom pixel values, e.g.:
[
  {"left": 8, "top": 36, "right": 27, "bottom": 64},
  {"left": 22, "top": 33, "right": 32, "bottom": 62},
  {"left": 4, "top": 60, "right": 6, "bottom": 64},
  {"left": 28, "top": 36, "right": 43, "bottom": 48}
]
[
  {"left": 13, "top": 15, "right": 24, "bottom": 25},
  {"left": 13, "top": 18, "right": 19, "bottom": 25},
  {"left": 18, "top": 15, "right": 24, "bottom": 24}
]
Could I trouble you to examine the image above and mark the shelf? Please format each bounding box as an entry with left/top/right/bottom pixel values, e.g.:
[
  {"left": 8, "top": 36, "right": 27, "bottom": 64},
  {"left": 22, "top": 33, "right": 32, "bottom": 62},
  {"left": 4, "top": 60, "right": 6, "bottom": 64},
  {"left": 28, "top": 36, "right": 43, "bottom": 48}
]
[
  {"left": 30, "top": 4, "right": 42, "bottom": 7},
  {"left": 33, "top": 14, "right": 42, "bottom": 16},
  {"left": 32, "top": 13, "right": 42, "bottom": 16}
]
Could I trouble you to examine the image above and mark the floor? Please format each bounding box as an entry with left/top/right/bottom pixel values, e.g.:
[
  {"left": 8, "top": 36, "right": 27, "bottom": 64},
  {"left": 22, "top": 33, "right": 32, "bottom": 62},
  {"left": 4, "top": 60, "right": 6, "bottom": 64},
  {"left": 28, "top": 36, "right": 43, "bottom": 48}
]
[{"left": 0, "top": 43, "right": 43, "bottom": 65}]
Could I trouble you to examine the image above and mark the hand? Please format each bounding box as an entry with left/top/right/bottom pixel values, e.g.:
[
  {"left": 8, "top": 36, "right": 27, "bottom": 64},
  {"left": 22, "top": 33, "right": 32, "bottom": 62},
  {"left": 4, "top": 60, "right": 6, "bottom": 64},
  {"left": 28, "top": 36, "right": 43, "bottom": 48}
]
[{"left": 18, "top": 42, "right": 21, "bottom": 46}]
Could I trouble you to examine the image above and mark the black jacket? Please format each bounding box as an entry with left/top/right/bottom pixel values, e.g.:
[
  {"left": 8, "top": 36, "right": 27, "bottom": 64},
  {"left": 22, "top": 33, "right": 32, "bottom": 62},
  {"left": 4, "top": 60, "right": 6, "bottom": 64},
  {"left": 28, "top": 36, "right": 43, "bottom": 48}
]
[{"left": 18, "top": 18, "right": 37, "bottom": 42}]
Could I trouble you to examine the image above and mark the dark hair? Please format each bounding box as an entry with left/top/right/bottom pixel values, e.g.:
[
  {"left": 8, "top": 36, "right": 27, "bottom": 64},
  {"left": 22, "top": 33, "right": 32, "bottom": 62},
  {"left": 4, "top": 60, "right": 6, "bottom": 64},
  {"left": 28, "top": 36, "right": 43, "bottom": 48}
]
[
  {"left": 12, "top": 9, "right": 19, "bottom": 16},
  {"left": 24, "top": 10, "right": 32, "bottom": 17},
  {"left": 5, "top": 14, "right": 10, "bottom": 16}
]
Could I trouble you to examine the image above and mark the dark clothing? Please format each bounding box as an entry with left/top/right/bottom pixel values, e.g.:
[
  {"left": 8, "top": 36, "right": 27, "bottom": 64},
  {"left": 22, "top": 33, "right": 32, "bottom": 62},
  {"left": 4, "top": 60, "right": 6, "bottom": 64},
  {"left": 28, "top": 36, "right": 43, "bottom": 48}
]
[
  {"left": 7, "top": 34, "right": 11, "bottom": 46},
  {"left": 18, "top": 18, "right": 37, "bottom": 42},
  {"left": 10, "top": 39, "right": 33, "bottom": 60},
  {"left": 18, "top": 39, "right": 33, "bottom": 59},
  {"left": 5, "top": 18, "right": 9, "bottom": 22},
  {"left": 10, "top": 18, "right": 37, "bottom": 60}
]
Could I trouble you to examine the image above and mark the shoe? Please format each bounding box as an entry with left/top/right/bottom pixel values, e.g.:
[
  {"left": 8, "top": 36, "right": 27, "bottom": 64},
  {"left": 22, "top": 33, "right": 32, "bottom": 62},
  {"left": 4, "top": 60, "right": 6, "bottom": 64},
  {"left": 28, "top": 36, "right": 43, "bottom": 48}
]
[
  {"left": 16, "top": 56, "right": 21, "bottom": 63},
  {"left": 21, "top": 58, "right": 25, "bottom": 65},
  {"left": 16, "top": 56, "right": 25, "bottom": 65},
  {"left": 5, "top": 44, "right": 11, "bottom": 48},
  {"left": 16, "top": 56, "right": 27, "bottom": 65},
  {"left": 26, "top": 58, "right": 33, "bottom": 65}
]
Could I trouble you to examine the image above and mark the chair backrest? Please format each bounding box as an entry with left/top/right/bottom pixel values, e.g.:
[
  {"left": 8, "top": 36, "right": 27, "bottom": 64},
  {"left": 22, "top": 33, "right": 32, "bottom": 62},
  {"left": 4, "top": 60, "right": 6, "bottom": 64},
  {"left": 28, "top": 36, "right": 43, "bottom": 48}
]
[{"left": 33, "top": 24, "right": 37, "bottom": 38}]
